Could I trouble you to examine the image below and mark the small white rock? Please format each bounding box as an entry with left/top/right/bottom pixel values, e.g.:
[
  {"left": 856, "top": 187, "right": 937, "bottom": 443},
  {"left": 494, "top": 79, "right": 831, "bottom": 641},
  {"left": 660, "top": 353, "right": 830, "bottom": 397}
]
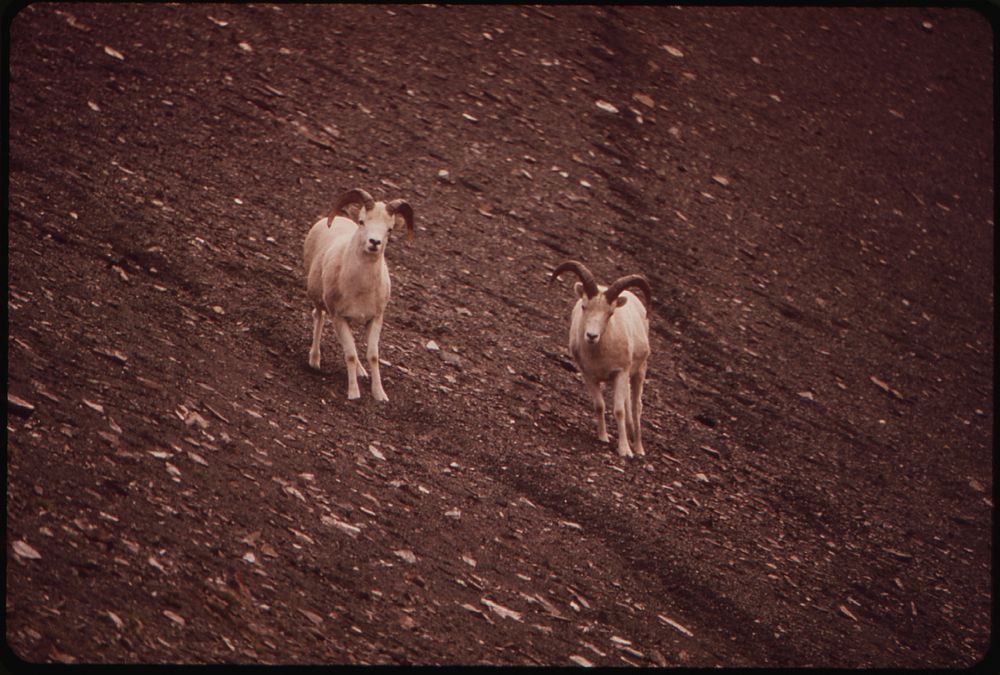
[
  {"left": 83, "top": 398, "right": 105, "bottom": 414},
  {"left": 394, "top": 549, "right": 417, "bottom": 564},
  {"left": 13, "top": 540, "right": 41, "bottom": 560},
  {"left": 163, "top": 610, "right": 186, "bottom": 626}
]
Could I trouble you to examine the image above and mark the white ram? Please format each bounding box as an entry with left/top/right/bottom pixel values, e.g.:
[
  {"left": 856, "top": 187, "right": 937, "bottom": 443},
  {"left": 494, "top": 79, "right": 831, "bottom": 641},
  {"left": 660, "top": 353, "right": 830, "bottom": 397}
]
[
  {"left": 304, "top": 188, "right": 413, "bottom": 401},
  {"left": 551, "top": 260, "right": 652, "bottom": 458}
]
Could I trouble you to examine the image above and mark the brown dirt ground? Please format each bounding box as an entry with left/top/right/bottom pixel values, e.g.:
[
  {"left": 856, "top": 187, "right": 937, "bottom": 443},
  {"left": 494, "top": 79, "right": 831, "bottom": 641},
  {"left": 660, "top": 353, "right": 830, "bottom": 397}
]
[{"left": 5, "top": 3, "right": 995, "bottom": 668}]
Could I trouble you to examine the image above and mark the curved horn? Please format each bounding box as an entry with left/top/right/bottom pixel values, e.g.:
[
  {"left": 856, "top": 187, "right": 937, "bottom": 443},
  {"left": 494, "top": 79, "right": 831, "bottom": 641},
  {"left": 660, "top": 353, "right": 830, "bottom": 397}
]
[
  {"left": 550, "top": 260, "right": 599, "bottom": 298},
  {"left": 326, "top": 188, "right": 375, "bottom": 226},
  {"left": 386, "top": 199, "right": 414, "bottom": 238},
  {"left": 604, "top": 274, "right": 652, "bottom": 308}
]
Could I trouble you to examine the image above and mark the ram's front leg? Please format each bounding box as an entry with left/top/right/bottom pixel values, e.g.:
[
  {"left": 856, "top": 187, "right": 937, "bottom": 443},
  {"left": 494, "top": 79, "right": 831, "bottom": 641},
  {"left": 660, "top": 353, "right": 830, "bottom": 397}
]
[
  {"left": 332, "top": 316, "right": 362, "bottom": 400},
  {"left": 309, "top": 306, "right": 325, "bottom": 370},
  {"left": 365, "top": 313, "right": 388, "bottom": 402},
  {"left": 583, "top": 375, "right": 608, "bottom": 443},
  {"left": 612, "top": 370, "right": 634, "bottom": 458}
]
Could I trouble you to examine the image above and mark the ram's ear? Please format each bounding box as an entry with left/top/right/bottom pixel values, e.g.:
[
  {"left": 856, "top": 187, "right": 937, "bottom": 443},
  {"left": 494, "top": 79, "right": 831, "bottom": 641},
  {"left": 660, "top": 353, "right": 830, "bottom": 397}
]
[
  {"left": 386, "top": 199, "right": 414, "bottom": 239},
  {"left": 574, "top": 282, "right": 587, "bottom": 300},
  {"left": 343, "top": 202, "right": 362, "bottom": 223}
]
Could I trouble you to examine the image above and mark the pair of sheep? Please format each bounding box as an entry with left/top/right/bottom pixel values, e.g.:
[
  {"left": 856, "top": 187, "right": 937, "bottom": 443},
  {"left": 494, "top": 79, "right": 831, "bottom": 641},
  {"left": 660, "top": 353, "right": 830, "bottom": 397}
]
[{"left": 303, "top": 188, "right": 651, "bottom": 458}]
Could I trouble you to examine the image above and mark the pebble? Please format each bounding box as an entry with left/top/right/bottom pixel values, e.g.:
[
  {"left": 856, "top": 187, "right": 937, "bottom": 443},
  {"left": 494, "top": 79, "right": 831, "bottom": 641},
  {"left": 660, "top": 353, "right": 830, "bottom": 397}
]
[
  {"left": 13, "top": 540, "right": 42, "bottom": 560},
  {"left": 107, "top": 611, "right": 125, "bottom": 630},
  {"left": 883, "top": 547, "right": 913, "bottom": 561},
  {"left": 83, "top": 399, "right": 105, "bottom": 414},
  {"left": 440, "top": 352, "right": 463, "bottom": 369},
  {"left": 163, "top": 610, "right": 186, "bottom": 626},
  {"left": 633, "top": 93, "right": 654, "bottom": 108},
  {"left": 322, "top": 516, "right": 360, "bottom": 538},
  {"left": 394, "top": 549, "right": 417, "bottom": 564},
  {"left": 8, "top": 393, "right": 35, "bottom": 417},
  {"left": 657, "top": 613, "right": 693, "bottom": 636}
]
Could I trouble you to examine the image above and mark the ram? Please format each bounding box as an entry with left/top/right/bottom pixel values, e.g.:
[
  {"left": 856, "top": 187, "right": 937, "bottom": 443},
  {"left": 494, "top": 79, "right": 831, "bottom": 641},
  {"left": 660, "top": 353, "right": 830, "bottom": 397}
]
[
  {"left": 551, "top": 260, "right": 652, "bottom": 458},
  {"left": 303, "top": 188, "right": 413, "bottom": 401}
]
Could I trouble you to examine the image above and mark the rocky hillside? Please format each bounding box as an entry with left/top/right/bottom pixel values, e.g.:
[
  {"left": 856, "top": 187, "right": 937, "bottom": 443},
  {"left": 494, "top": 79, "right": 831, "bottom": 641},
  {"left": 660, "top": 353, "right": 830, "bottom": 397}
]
[{"left": 6, "top": 4, "right": 993, "bottom": 667}]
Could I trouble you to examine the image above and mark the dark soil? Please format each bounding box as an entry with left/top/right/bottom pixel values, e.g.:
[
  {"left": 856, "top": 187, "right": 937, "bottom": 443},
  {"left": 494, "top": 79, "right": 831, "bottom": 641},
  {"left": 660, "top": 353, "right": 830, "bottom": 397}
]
[{"left": 5, "top": 3, "right": 994, "bottom": 668}]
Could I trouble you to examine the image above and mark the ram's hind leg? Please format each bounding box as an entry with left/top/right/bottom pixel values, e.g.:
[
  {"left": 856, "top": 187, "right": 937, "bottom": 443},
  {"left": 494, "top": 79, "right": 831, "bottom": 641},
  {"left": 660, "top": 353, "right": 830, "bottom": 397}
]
[
  {"left": 624, "top": 389, "right": 636, "bottom": 444},
  {"left": 309, "top": 307, "right": 325, "bottom": 370},
  {"left": 630, "top": 364, "right": 647, "bottom": 457},
  {"left": 583, "top": 375, "right": 608, "bottom": 443}
]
